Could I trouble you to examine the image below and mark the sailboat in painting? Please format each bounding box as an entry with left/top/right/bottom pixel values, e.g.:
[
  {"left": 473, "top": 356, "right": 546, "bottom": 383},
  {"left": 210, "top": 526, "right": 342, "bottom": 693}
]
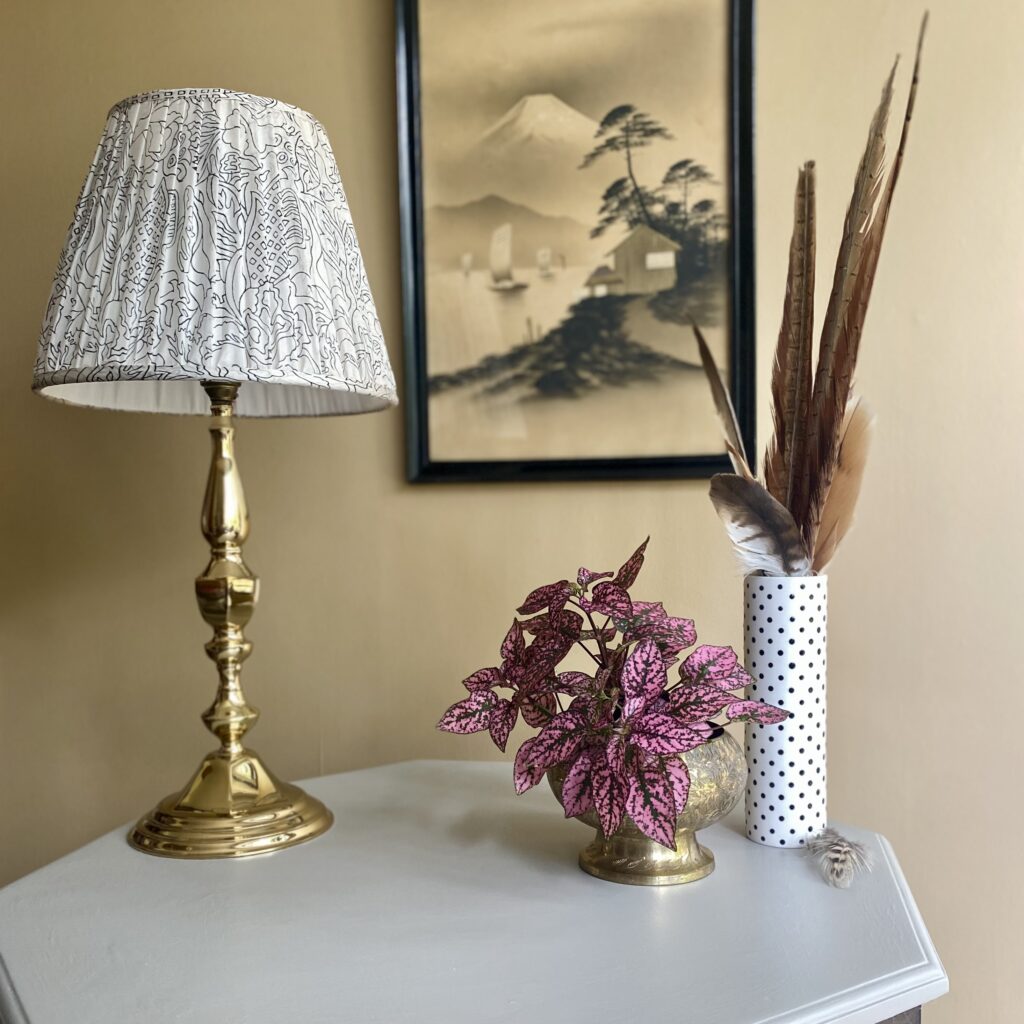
[
  {"left": 537, "top": 246, "right": 554, "bottom": 279},
  {"left": 460, "top": 252, "right": 473, "bottom": 277},
  {"left": 488, "top": 223, "right": 528, "bottom": 292}
]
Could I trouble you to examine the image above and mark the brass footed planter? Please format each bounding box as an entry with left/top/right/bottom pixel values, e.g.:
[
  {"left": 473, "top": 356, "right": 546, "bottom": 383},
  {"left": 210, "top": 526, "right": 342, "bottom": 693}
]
[{"left": 548, "top": 729, "right": 746, "bottom": 886}]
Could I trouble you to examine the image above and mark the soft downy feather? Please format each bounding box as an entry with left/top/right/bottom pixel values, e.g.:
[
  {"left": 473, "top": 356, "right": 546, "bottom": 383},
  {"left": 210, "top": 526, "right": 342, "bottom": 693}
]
[
  {"left": 812, "top": 397, "right": 874, "bottom": 572},
  {"left": 806, "top": 827, "right": 872, "bottom": 888},
  {"left": 708, "top": 474, "right": 812, "bottom": 577}
]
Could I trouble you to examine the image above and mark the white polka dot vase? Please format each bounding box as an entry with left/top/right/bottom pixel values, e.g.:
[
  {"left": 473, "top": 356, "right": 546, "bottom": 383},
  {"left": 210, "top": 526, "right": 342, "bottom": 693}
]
[{"left": 743, "top": 574, "right": 827, "bottom": 848}]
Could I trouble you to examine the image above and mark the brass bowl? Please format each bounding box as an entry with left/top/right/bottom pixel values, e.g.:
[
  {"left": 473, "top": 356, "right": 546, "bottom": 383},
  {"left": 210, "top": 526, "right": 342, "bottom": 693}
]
[{"left": 547, "top": 729, "right": 746, "bottom": 886}]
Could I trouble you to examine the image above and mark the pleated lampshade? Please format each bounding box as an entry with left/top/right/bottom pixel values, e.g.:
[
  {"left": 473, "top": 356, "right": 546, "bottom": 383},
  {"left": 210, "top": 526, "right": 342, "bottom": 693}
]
[{"left": 34, "top": 88, "right": 397, "bottom": 417}]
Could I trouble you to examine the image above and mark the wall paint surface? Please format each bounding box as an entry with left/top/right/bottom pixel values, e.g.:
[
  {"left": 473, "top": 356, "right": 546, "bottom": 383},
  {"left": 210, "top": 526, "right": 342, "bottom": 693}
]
[{"left": 0, "top": 2, "right": 1019, "bottom": 1021}]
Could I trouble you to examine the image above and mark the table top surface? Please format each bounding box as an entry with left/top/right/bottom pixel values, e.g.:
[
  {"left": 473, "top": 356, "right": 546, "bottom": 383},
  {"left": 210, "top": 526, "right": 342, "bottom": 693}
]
[{"left": 0, "top": 760, "right": 946, "bottom": 1024}]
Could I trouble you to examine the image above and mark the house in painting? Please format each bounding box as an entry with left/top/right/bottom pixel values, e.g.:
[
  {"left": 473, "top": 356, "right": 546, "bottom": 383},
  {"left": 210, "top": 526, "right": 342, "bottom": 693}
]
[
  {"left": 605, "top": 224, "right": 680, "bottom": 294},
  {"left": 583, "top": 264, "right": 624, "bottom": 298}
]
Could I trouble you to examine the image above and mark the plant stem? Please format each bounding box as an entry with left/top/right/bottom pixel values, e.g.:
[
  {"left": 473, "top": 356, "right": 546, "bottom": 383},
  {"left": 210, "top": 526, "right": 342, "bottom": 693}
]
[
  {"left": 568, "top": 597, "right": 611, "bottom": 664},
  {"left": 585, "top": 608, "right": 610, "bottom": 663}
]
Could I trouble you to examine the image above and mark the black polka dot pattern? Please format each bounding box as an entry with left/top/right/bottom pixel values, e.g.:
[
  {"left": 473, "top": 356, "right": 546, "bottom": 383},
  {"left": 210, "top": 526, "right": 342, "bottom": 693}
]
[{"left": 743, "top": 575, "right": 827, "bottom": 848}]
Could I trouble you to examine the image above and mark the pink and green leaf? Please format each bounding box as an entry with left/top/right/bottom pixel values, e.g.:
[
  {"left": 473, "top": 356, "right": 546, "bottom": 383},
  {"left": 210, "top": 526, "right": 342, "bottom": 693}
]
[
  {"left": 664, "top": 757, "right": 691, "bottom": 814},
  {"left": 724, "top": 699, "right": 791, "bottom": 724},
  {"left": 654, "top": 615, "right": 697, "bottom": 651},
  {"left": 626, "top": 758, "right": 677, "bottom": 849},
  {"left": 530, "top": 627, "right": 576, "bottom": 662},
  {"left": 462, "top": 667, "right": 503, "bottom": 692},
  {"left": 627, "top": 601, "right": 668, "bottom": 624},
  {"left": 623, "top": 602, "right": 696, "bottom": 653},
  {"left": 621, "top": 638, "right": 667, "bottom": 718},
  {"left": 551, "top": 610, "right": 584, "bottom": 638},
  {"left": 591, "top": 758, "right": 626, "bottom": 838},
  {"left": 716, "top": 664, "right": 755, "bottom": 690},
  {"left": 520, "top": 691, "right": 557, "bottom": 728},
  {"left": 522, "top": 630, "right": 575, "bottom": 685},
  {"left": 586, "top": 693, "right": 615, "bottom": 729},
  {"left": 513, "top": 738, "right": 545, "bottom": 794},
  {"left": 488, "top": 699, "right": 519, "bottom": 752},
  {"left": 529, "top": 709, "right": 587, "bottom": 768},
  {"left": 577, "top": 567, "right": 614, "bottom": 588},
  {"left": 520, "top": 614, "right": 550, "bottom": 636},
  {"left": 605, "top": 733, "right": 626, "bottom": 777},
  {"left": 630, "top": 712, "right": 712, "bottom": 754},
  {"left": 667, "top": 682, "right": 734, "bottom": 721},
  {"left": 680, "top": 645, "right": 741, "bottom": 684},
  {"left": 437, "top": 692, "right": 495, "bottom": 734},
  {"left": 613, "top": 537, "right": 649, "bottom": 590},
  {"left": 501, "top": 619, "right": 525, "bottom": 667},
  {"left": 517, "top": 581, "right": 572, "bottom": 616},
  {"left": 521, "top": 609, "right": 584, "bottom": 639},
  {"left": 561, "top": 749, "right": 597, "bottom": 817},
  {"left": 586, "top": 582, "right": 634, "bottom": 621},
  {"left": 557, "top": 671, "right": 594, "bottom": 696},
  {"left": 621, "top": 602, "right": 666, "bottom": 642}
]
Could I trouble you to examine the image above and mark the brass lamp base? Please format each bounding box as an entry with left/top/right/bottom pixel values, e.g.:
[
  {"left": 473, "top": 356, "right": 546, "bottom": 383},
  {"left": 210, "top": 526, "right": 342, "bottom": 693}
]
[
  {"left": 129, "top": 748, "right": 333, "bottom": 859},
  {"left": 128, "top": 380, "right": 333, "bottom": 859}
]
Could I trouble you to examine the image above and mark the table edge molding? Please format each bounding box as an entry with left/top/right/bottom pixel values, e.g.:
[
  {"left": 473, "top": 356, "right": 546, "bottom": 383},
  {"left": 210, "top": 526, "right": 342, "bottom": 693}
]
[
  {"left": 754, "top": 832, "right": 948, "bottom": 1024},
  {"left": 0, "top": 951, "right": 29, "bottom": 1024}
]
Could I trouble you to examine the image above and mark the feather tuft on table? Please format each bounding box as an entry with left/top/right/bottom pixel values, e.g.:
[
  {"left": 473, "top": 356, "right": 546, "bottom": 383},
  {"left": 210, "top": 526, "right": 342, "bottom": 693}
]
[{"left": 807, "top": 828, "right": 872, "bottom": 888}]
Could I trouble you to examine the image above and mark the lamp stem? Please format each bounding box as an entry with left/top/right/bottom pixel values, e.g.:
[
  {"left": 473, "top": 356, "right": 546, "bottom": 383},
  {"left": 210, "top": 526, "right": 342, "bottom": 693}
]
[
  {"left": 127, "top": 380, "right": 333, "bottom": 858},
  {"left": 195, "top": 381, "right": 259, "bottom": 756}
]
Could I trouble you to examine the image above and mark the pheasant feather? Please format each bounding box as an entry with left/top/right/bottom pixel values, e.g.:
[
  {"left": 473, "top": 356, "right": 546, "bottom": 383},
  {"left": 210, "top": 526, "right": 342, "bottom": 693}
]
[
  {"left": 765, "top": 161, "right": 816, "bottom": 511},
  {"left": 697, "top": 16, "right": 926, "bottom": 576},
  {"left": 692, "top": 323, "right": 751, "bottom": 478},
  {"left": 812, "top": 397, "right": 874, "bottom": 572},
  {"left": 797, "top": 60, "right": 895, "bottom": 543},
  {"left": 804, "top": 21, "right": 926, "bottom": 554}
]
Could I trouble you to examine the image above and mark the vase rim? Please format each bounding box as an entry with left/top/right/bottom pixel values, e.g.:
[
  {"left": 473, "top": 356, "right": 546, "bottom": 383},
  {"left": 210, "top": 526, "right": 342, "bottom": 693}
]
[{"left": 744, "top": 571, "right": 827, "bottom": 581}]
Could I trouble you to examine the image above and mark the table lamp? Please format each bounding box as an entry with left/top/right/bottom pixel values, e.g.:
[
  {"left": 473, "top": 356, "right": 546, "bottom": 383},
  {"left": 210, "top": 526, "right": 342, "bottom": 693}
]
[{"left": 33, "top": 89, "right": 398, "bottom": 859}]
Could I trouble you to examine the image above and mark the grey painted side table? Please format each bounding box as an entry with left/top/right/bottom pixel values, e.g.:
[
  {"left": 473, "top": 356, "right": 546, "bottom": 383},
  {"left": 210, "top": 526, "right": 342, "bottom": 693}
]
[{"left": 0, "top": 760, "right": 947, "bottom": 1023}]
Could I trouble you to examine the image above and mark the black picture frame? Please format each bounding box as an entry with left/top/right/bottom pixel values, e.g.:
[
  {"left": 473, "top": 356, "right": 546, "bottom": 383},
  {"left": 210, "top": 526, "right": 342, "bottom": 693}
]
[{"left": 396, "top": 0, "right": 755, "bottom": 483}]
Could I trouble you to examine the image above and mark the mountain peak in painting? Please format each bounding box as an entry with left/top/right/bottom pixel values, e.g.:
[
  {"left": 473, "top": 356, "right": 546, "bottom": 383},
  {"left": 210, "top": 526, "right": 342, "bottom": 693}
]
[
  {"left": 454, "top": 94, "right": 605, "bottom": 223},
  {"left": 478, "top": 94, "right": 600, "bottom": 153}
]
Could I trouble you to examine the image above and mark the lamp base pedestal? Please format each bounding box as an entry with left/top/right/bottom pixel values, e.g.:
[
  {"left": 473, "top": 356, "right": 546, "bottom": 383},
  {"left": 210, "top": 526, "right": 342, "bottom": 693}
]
[
  {"left": 129, "top": 383, "right": 333, "bottom": 860},
  {"left": 128, "top": 748, "right": 333, "bottom": 859}
]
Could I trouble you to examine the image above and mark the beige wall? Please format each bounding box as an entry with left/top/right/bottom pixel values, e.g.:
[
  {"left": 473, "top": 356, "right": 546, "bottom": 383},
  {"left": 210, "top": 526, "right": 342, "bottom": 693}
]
[{"left": 1, "top": 1, "right": 1019, "bottom": 1020}]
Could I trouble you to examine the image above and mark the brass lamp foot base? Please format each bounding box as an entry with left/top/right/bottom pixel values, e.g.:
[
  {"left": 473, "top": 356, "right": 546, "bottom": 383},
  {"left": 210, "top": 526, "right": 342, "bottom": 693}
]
[
  {"left": 128, "top": 747, "right": 333, "bottom": 859},
  {"left": 578, "top": 827, "right": 715, "bottom": 886},
  {"left": 127, "top": 382, "right": 333, "bottom": 861}
]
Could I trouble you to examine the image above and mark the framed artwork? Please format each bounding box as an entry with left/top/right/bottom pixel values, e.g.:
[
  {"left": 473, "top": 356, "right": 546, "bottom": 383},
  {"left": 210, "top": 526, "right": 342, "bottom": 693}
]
[{"left": 396, "top": 0, "right": 754, "bottom": 482}]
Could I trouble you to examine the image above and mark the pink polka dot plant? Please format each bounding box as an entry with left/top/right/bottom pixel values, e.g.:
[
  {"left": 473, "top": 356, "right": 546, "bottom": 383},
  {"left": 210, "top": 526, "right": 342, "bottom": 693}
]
[{"left": 438, "top": 539, "right": 789, "bottom": 849}]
